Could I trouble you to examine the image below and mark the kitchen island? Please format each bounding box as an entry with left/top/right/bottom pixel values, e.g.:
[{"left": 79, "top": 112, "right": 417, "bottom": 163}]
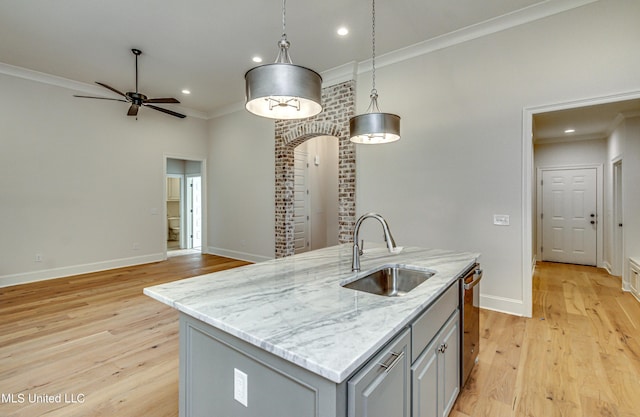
[{"left": 145, "top": 244, "right": 479, "bottom": 417}]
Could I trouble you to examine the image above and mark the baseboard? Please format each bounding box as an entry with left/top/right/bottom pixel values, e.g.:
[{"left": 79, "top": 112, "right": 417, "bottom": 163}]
[
  {"left": 207, "top": 247, "right": 273, "bottom": 264},
  {"left": 0, "top": 253, "right": 165, "bottom": 288},
  {"left": 480, "top": 294, "right": 526, "bottom": 317}
]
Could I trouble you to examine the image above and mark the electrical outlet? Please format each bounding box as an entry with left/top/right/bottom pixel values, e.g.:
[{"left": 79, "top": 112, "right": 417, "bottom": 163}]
[
  {"left": 132, "top": 242, "right": 140, "bottom": 250},
  {"left": 35, "top": 253, "right": 43, "bottom": 262},
  {"left": 234, "top": 368, "right": 248, "bottom": 407}
]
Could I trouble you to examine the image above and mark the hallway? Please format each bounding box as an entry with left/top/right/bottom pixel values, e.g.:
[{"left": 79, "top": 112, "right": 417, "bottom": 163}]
[{"left": 453, "top": 262, "right": 640, "bottom": 417}]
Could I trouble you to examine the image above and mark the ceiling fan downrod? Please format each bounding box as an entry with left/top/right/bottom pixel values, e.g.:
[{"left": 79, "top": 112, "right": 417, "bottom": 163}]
[{"left": 132, "top": 48, "right": 141, "bottom": 93}]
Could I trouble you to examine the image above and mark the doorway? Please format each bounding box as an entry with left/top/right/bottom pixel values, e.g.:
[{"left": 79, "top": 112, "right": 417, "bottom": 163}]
[
  {"left": 293, "top": 135, "right": 339, "bottom": 254},
  {"left": 613, "top": 159, "right": 623, "bottom": 276},
  {"left": 166, "top": 158, "right": 203, "bottom": 256},
  {"left": 523, "top": 92, "right": 640, "bottom": 317}
]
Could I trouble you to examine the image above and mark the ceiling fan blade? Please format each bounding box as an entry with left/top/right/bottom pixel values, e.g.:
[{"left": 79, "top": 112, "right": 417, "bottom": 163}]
[
  {"left": 95, "top": 82, "right": 127, "bottom": 98},
  {"left": 127, "top": 104, "right": 140, "bottom": 116},
  {"left": 144, "top": 98, "right": 180, "bottom": 104},
  {"left": 145, "top": 104, "right": 186, "bottom": 119},
  {"left": 73, "top": 95, "right": 127, "bottom": 102}
]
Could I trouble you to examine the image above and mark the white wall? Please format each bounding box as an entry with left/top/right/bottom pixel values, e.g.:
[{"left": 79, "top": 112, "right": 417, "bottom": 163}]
[
  {"left": 355, "top": 0, "right": 640, "bottom": 315},
  {"left": 203, "top": 0, "right": 640, "bottom": 316},
  {"left": 207, "top": 110, "right": 275, "bottom": 262},
  {"left": 0, "top": 73, "right": 209, "bottom": 286},
  {"left": 620, "top": 117, "right": 640, "bottom": 285},
  {"left": 6, "top": 0, "right": 638, "bottom": 315},
  {"left": 535, "top": 139, "right": 607, "bottom": 168}
]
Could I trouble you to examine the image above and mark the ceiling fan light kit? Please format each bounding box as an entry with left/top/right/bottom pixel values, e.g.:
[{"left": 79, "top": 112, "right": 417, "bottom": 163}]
[
  {"left": 74, "top": 48, "right": 186, "bottom": 119},
  {"left": 244, "top": 0, "right": 323, "bottom": 120},
  {"left": 349, "top": 0, "right": 400, "bottom": 144}
]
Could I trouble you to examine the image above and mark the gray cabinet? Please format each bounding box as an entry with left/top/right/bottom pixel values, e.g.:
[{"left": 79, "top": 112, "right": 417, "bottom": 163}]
[
  {"left": 177, "top": 281, "right": 461, "bottom": 417},
  {"left": 348, "top": 328, "right": 411, "bottom": 417},
  {"left": 411, "top": 311, "right": 460, "bottom": 417}
]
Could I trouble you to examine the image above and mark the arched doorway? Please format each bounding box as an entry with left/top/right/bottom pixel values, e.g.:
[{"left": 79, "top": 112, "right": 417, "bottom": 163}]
[{"left": 274, "top": 80, "right": 356, "bottom": 258}]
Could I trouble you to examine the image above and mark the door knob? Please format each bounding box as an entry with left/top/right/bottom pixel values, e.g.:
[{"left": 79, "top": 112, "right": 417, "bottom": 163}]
[
  {"left": 590, "top": 220, "right": 595, "bottom": 225},
  {"left": 590, "top": 213, "right": 595, "bottom": 217}
]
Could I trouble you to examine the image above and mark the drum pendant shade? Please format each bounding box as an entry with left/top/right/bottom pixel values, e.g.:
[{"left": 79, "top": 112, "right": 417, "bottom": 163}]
[
  {"left": 245, "top": 63, "right": 322, "bottom": 120},
  {"left": 244, "top": 0, "right": 322, "bottom": 120}
]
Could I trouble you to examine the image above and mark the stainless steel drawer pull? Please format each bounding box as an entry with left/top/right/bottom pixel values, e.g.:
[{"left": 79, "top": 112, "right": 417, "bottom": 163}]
[{"left": 379, "top": 351, "right": 405, "bottom": 373}]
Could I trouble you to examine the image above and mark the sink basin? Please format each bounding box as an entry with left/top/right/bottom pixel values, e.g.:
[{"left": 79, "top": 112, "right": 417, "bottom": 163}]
[{"left": 342, "top": 265, "right": 435, "bottom": 297}]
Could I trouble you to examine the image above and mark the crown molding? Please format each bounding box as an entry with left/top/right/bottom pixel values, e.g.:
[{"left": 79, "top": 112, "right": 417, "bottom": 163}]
[
  {"left": 208, "top": 102, "right": 246, "bottom": 120},
  {"left": 2, "top": 0, "right": 598, "bottom": 121},
  {"left": 358, "top": 0, "right": 598, "bottom": 74},
  {"left": 0, "top": 62, "right": 209, "bottom": 120},
  {"left": 321, "top": 61, "right": 358, "bottom": 89}
]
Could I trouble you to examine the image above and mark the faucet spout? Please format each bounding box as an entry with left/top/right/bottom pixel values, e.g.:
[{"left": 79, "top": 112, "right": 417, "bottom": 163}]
[{"left": 351, "top": 213, "right": 398, "bottom": 272}]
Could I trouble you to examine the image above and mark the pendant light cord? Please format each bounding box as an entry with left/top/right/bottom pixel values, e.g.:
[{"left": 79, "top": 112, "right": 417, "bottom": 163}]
[
  {"left": 282, "top": 0, "right": 287, "bottom": 38},
  {"left": 371, "top": 0, "right": 376, "bottom": 95},
  {"left": 366, "top": 0, "right": 380, "bottom": 112}
]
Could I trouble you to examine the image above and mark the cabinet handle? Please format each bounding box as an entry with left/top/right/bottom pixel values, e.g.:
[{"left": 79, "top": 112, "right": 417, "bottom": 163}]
[
  {"left": 464, "top": 269, "right": 483, "bottom": 290},
  {"left": 379, "top": 351, "right": 405, "bottom": 373},
  {"left": 437, "top": 343, "right": 449, "bottom": 354}
]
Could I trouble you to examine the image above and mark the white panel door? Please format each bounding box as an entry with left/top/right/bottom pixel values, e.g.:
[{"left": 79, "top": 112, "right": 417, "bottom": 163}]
[
  {"left": 541, "top": 168, "right": 597, "bottom": 266},
  {"left": 293, "top": 150, "right": 310, "bottom": 254},
  {"left": 188, "top": 176, "right": 202, "bottom": 249}
]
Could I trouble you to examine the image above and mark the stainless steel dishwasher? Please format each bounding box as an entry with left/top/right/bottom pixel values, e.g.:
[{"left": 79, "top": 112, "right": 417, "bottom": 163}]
[{"left": 460, "top": 264, "right": 483, "bottom": 387}]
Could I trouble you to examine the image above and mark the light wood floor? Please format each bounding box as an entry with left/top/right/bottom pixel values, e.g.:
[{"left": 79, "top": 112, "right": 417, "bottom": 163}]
[
  {"left": 452, "top": 262, "right": 640, "bottom": 417},
  {"left": 0, "top": 254, "right": 250, "bottom": 417},
  {"left": 1, "top": 259, "right": 639, "bottom": 416}
]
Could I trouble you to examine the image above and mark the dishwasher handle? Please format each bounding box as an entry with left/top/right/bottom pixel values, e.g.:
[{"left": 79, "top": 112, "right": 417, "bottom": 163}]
[{"left": 464, "top": 268, "right": 483, "bottom": 290}]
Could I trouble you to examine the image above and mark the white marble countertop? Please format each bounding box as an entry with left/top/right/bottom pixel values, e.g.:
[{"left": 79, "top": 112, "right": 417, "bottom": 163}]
[{"left": 144, "top": 244, "right": 479, "bottom": 383}]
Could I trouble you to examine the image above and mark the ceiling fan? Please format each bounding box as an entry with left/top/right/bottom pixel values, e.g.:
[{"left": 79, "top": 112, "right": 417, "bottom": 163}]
[{"left": 74, "top": 49, "right": 186, "bottom": 119}]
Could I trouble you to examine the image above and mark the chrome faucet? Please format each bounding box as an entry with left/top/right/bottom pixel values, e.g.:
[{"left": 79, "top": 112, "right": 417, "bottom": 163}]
[{"left": 352, "top": 213, "right": 398, "bottom": 271}]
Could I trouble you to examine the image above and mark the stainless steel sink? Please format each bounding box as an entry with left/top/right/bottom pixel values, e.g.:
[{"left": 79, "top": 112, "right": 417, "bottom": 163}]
[{"left": 342, "top": 265, "right": 435, "bottom": 297}]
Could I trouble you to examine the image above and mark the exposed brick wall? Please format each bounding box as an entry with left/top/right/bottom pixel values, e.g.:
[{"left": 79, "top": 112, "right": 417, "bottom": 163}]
[{"left": 274, "top": 80, "right": 356, "bottom": 258}]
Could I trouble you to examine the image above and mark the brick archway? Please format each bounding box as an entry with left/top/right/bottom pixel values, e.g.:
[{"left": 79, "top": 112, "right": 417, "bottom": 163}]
[{"left": 274, "top": 80, "right": 356, "bottom": 258}]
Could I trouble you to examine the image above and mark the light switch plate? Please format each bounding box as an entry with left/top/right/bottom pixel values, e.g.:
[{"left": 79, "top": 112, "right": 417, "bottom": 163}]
[
  {"left": 234, "top": 368, "right": 248, "bottom": 407},
  {"left": 493, "top": 214, "right": 510, "bottom": 226}
]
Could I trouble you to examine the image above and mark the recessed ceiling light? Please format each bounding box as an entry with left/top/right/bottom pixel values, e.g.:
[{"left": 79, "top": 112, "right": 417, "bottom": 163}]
[
  {"left": 252, "top": 56, "right": 263, "bottom": 63},
  {"left": 564, "top": 128, "right": 575, "bottom": 134},
  {"left": 181, "top": 89, "right": 191, "bottom": 95},
  {"left": 337, "top": 27, "right": 349, "bottom": 36}
]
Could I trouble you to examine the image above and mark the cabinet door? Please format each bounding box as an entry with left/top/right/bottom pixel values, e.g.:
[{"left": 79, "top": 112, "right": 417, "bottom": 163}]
[
  {"left": 412, "top": 311, "right": 460, "bottom": 417},
  {"left": 440, "top": 312, "right": 460, "bottom": 417},
  {"left": 411, "top": 338, "right": 439, "bottom": 417},
  {"left": 167, "top": 177, "right": 181, "bottom": 200},
  {"left": 348, "top": 328, "right": 411, "bottom": 417}
]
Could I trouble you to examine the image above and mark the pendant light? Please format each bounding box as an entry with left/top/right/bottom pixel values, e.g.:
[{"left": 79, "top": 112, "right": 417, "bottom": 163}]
[
  {"left": 245, "top": 0, "right": 323, "bottom": 120},
  {"left": 349, "top": 0, "right": 400, "bottom": 144}
]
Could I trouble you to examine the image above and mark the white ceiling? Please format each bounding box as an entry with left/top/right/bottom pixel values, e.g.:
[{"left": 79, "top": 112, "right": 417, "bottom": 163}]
[
  {"left": 3, "top": 0, "right": 634, "bottom": 133},
  {"left": 533, "top": 99, "right": 640, "bottom": 144},
  {"left": 0, "top": 0, "right": 546, "bottom": 116}
]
